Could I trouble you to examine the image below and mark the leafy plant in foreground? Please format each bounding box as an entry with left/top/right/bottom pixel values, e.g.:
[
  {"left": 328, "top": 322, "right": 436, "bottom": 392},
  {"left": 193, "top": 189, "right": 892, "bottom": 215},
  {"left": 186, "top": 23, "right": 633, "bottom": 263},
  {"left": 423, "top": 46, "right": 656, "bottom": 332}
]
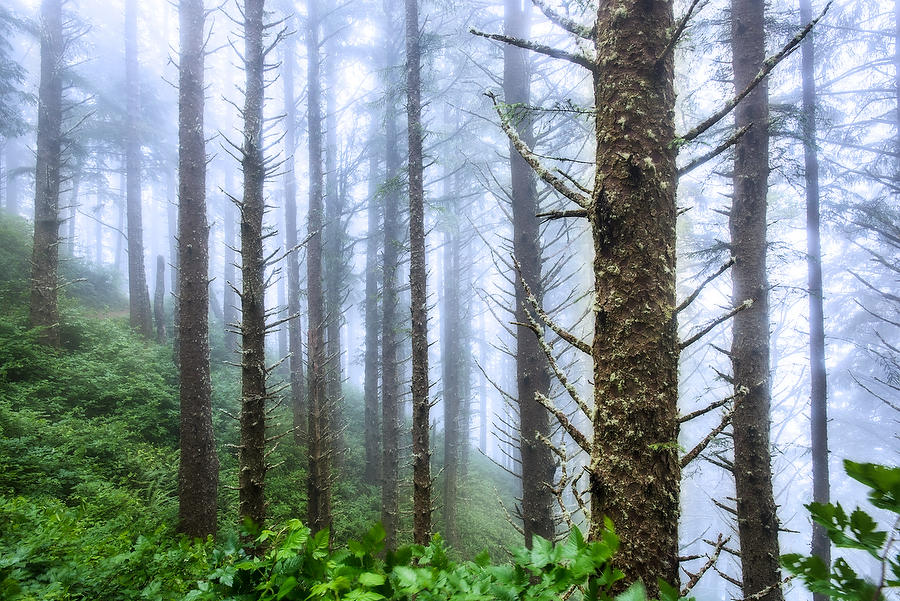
[
  {"left": 783, "top": 461, "right": 900, "bottom": 601},
  {"left": 187, "top": 518, "right": 692, "bottom": 601}
]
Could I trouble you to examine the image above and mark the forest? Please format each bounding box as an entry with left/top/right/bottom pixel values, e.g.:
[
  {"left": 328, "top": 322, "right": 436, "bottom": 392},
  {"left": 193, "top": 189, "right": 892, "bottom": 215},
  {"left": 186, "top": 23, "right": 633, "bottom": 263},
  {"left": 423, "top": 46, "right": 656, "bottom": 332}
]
[{"left": 0, "top": 0, "right": 897, "bottom": 599}]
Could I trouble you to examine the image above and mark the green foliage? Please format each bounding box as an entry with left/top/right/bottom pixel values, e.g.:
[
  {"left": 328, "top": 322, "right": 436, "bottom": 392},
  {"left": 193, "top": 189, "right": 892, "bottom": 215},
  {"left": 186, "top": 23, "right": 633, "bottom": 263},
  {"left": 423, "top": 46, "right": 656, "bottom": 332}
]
[
  {"left": 187, "top": 519, "right": 691, "bottom": 601},
  {"left": 782, "top": 461, "right": 900, "bottom": 601}
]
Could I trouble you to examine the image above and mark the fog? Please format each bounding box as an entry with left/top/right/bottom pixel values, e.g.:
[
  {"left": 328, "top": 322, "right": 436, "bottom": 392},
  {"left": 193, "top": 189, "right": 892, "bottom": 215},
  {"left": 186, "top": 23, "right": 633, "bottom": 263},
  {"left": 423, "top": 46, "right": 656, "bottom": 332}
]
[{"left": 1, "top": 0, "right": 897, "bottom": 599}]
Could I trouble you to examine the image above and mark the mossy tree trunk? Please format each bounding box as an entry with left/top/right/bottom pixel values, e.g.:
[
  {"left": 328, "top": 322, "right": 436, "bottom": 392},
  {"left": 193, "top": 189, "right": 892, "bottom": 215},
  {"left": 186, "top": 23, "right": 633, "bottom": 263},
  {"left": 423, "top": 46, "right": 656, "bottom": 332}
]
[
  {"left": 306, "top": 0, "right": 332, "bottom": 535},
  {"left": 238, "top": 0, "right": 268, "bottom": 532},
  {"left": 363, "top": 117, "right": 381, "bottom": 486},
  {"left": 406, "top": 0, "right": 431, "bottom": 547},
  {"left": 29, "top": 0, "right": 63, "bottom": 347},
  {"left": 177, "top": 0, "right": 218, "bottom": 539},
  {"left": 587, "top": 2, "right": 681, "bottom": 592}
]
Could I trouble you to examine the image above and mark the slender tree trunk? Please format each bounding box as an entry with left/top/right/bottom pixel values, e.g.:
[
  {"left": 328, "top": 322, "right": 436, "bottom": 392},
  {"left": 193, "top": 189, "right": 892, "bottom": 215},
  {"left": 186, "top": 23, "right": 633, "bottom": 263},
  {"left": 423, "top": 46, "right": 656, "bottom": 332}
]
[
  {"left": 381, "top": 98, "right": 401, "bottom": 551},
  {"left": 306, "top": 0, "right": 332, "bottom": 534},
  {"left": 406, "top": 0, "right": 431, "bottom": 546},
  {"left": 115, "top": 171, "right": 125, "bottom": 276},
  {"left": 324, "top": 31, "right": 345, "bottom": 459},
  {"left": 363, "top": 118, "right": 381, "bottom": 485},
  {"left": 168, "top": 168, "right": 180, "bottom": 367},
  {"left": 177, "top": 0, "right": 218, "bottom": 539},
  {"left": 29, "top": 0, "right": 63, "bottom": 347},
  {"left": 479, "top": 308, "right": 487, "bottom": 454},
  {"left": 799, "top": 2, "right": 830, "bottom": 598},
  {"left": 65, "top": 171, "right": 79, "bottom": 256},
  {"left": 223, "top": 167, "right": 239, "bottom": 354},
  {"left": 586, "top": 2, "right": 680, "bottom": 593},
  {"left": 7, "top": 138, "right": 22, "bottom": 216},
  {"left": 238, "top": 0, "right": 268, "bottom": 532},
  {"left": 730, "top": 2, "right": 784, "bottom": 600},
  {"left": 125, "top": 0, "right": 153, "bottom": 338},
  {"left": 282, "top": 25, "right": 305, "bottom": 442},
  {"left": 155, "top": 254, "right": 167, "bottom": 343},
  {"left": 441, "top": 219, "right": 461, "bottom": 545},
  {"left": 503, "top": 0, "right": 555, "bottom": 548},
  {"left": 94, "top": 187, "right": 103, "bottom": 265}
]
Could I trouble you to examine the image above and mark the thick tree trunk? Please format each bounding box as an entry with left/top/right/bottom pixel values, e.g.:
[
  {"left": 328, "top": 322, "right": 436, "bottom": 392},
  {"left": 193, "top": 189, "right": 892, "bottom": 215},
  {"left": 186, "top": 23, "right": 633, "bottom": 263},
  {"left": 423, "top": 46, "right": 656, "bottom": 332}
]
[
  {"left": 730, "top": 1, "right": 784, "bottom": 600},
  {"left": 588, "top": 1, "right": 680, "bottom": 593},
  {"left": 29, "top": 0, "right": 63, "bottom": 348},
  {"left": 154, "top": 254, "right": 167, "bottom": 343},
  {"left": 406, "top": 0, "right": 431, "bottom": 547},
  {"left": 238, "top": 0, "right": 268, "bottom": 532},
  {"left": 125, "top": 0, "right": 154, "bottom": 338},
  {"left": 176, "top": 0, "right": 218, "bottom": 539},
  {"left": 381, "top": 99, "right": 401, "bottom": 551},
  {"left": 282, "top": 25, "right": 305, "bottom": 443},
  {"left": 504, "top": 0, "right": 555, "bottom": 548},
  {"left": 363, "top": 119, "right": 381, "bottom": 485},
  {"left": 799, "top": 2, "right": 830, "bottom": 598},
  {"left": 306, "top": 0, "right": 332, "bottom": 535}
]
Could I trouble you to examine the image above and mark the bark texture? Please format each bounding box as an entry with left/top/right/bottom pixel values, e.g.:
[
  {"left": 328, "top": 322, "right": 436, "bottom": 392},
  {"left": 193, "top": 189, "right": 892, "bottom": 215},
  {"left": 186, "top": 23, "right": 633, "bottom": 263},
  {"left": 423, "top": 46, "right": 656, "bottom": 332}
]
[
  {"left": 125, "top": 0, "right": 154, "bottom": 338},
  {"left": 504, "top": 0, "right": 555, "bottom": 548},
  {"left": 282, "top": 25, "right": 305, "bottom": 444},
  {"left": 730, "top": 1, "right": 784, "bottom": 599},
  {"left": 29, "top": 0, "right": 63, "bottom": 347},
  {"left": 799, "top": 2, "right": 830, "bottom": 598},
  {"left": 306, "top": 0, "right": 332, "bottom": 535},
  {"left": 238, "top": 0, "right": 268, "bottom": 531},
  {"left": 588, "top": 1, "right": 680, "bottom": 593},
  {"left": 441, "top": 218, "right": 461, "bottom": 546},
  {"left": 406, "top": 0, "right": 431, "bottom": 547},
  {"left": 177, "top": 0, "right": 218, "bottom": 539}
]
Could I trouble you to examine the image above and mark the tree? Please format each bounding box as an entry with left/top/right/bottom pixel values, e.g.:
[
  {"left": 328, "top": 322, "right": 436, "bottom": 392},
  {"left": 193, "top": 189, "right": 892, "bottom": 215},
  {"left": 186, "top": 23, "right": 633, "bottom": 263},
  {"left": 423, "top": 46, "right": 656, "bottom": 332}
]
[
  {"left": 380, "top": 30, "right": 402, "bottom": 549},
  {"left": 281, "top": 12, "right": 305, "bottom": 443},
  {"left": 154, "top": 254, "right": 166, "bottom": 343},
  {"left": 503, "top": 0, "right": 554, "bottom": 549},
  {"left": 177, "top": 0, "right": 218, "bottom": 539},
  {"left": 123, "top": 0, "right": 153, "bottom": 338},
  {"left": 306, "top": 0, "right": 332, "bottom": 535},
  {"left": 237, "top": 0, "right": 269, "bottom": 531},
  {"left": 799, "top": 0, "right": 830, "bottom": 597},
  {"left": 406, "top": 0, "right": 431, "bottom": 547},
  {"left": 363, "top": 117, "right": 381, "bottom": 486},
  {"left": 475, "top": 0, "right": 681, "bottom": 592},
  {"left": 729, "top": 1, "right": 784, "bottom": 599},
  {"left": 29, "top": 0, "right": 64, "bottom": 347}
]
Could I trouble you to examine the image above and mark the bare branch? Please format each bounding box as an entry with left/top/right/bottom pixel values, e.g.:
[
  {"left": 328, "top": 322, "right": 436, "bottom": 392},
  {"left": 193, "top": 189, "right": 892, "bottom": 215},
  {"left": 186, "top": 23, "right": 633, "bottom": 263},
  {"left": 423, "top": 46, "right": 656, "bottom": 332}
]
[{"left": 470, "top": 28, "right": 595, "bottom": 71}]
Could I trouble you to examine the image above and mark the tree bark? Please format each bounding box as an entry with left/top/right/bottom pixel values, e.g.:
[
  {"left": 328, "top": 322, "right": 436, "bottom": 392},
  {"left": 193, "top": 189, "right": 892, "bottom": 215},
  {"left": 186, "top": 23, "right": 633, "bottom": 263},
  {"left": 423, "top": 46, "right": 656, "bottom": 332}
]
[
  {"left": 306, "top": 0, "right": 332, "bottom": 535},
  {"left": 177, "top": 0, "right": 218, "bottom": 539},
  {"left": 125, "top": 0, "right": 154, "bottom": 338},
  {"left": 282, "top": 22, "right": 305, "bottom": 443},
  {"left": 154, "top": 254, "right": 167, "bottom": 343},
  {"left": 363, "top": 118, "right": 381, "bottom": 485},
  {"left": 223, "top": 166, "right": 239, "bottom": 354},
  {"left": 799, "top": 2, "right": 830, "bottom": 599},
  {"left": 730, "top": 1, "right": 784, "bottom": 599},
  {"left": 29, "top": 0, "right": 63, "bottom": 347},
  {"left": 504, "top": 0, "right": 555, "bottom": 548},
  {"left": 588, "top": 2, "right": 680, "bottom": 593},
  {"left": 406, "top": 0, "right": 431, "bottom": 547},
  {"left": 238, "top": 0, "right": 268, "bottom": 532}
]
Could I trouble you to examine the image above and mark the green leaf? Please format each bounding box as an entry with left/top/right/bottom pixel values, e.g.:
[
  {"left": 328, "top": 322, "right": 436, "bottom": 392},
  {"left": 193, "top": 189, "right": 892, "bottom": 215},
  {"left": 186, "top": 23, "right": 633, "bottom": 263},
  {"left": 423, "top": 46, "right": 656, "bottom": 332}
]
[
  {"left": 474, "top": 550, "right": 491, "bottom": 568},
  {"left": 844, "top": 461, "right": 900, "bottom": 513},
  {"left": 615, "top": 581, "right": 647, "bottom": 601},
  {"left": 530, "top": 536, "right": 555, "bottom": 569},
  {"left": 276, "top": 576, "right": 297, "bottom": 600},
  {"left": 357, "top": 572, "right": 385, "bottom": 587},
  {"left": 656, "top": 579, "right": 681, "bottom": 601}
]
